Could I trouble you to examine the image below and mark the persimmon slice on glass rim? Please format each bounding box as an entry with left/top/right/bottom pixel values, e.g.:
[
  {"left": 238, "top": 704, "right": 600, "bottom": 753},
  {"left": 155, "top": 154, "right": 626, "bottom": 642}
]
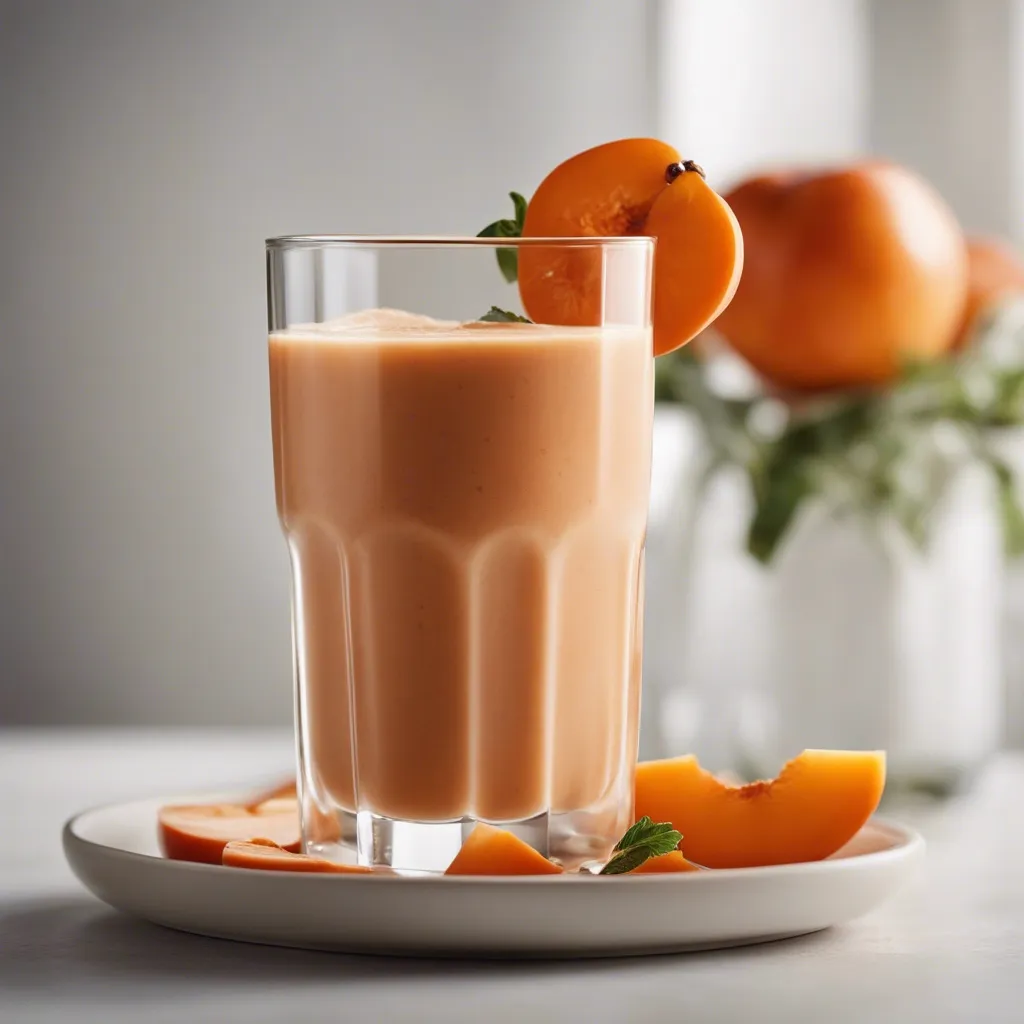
[{"left": 519, "top": 138, "right": 743, "bottom": 356}]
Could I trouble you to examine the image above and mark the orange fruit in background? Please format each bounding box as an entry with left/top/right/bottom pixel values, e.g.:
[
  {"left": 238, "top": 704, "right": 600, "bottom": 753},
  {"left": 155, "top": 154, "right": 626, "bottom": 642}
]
[
  {"left": 445, "top": 823, "right": 564, "bottom": 876},
  {"left": 635, "top": 749, "right": 886, "bottom": 869},
  {"left": 222, "top": 838, "right": 374, "bottom": 874},
  {"left": 714, "top": 162, "right": 968, "bottom": 389},
  {"left": 519, "top": 138, "right": 743, "bottom": 356},
  {"left": 954, "top": 236, "right": 1024, "bottom": 348}
]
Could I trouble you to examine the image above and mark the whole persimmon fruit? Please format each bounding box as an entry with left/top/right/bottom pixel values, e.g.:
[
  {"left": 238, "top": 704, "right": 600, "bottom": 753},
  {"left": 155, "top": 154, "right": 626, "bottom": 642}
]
[{"left": 714, "top": 162, "right": 968, "bottom": 390}]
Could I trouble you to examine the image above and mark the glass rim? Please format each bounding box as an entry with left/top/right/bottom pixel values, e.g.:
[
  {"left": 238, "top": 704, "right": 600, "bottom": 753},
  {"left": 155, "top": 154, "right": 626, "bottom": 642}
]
[{"left": 266, "top": 234, "right": 655, "bottom": 250}]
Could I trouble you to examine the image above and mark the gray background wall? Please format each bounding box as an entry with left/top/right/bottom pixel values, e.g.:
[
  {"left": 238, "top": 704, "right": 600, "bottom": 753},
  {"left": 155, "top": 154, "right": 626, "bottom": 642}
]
[
  {"left": 3, "top": 0, "right": 1024, "bottom": 735},
  {"left": 0, "top": 0, "right": 655, "bottom": 724}
]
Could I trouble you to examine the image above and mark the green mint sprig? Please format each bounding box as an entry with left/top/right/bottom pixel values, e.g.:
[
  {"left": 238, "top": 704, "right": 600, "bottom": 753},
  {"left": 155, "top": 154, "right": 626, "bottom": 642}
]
[
  {"left": 479, "top": 306, "right": 532, "bottom": 324},
  {"left": 599, "top": 816, "right": 683, "bottom": 875},
  {"left": 477, "top": 191, "right": 528, "bottom": 283}
]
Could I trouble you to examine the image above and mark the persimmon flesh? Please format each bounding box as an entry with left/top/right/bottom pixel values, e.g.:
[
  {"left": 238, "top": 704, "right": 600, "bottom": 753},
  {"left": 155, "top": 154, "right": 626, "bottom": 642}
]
[
  {"left": 158, "top": 799, "right": 301, "bottom": 865},
  {"left": 445, "top": 823, "right": 563, "bottom": 876},
  {"left": 519, "top": 138, "right": 743, "bottom": 356}
]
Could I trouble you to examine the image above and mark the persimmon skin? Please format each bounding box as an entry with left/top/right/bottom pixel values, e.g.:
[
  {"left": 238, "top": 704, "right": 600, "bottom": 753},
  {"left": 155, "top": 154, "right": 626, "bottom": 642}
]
[
  {"left": 519, "top": 138, "right": 743, "bottom": 356},
  {"left": 522, "top": 138, "right": 681, "bottom": 241},
  {"left": 635, "top": 750, "right": 886, "bottom": 869},
  {"left": 445, "top": 823, "right": 564, "bottom": 876},
  {"left": 715, "top": 162, "right": 967, "bottom": 389}
]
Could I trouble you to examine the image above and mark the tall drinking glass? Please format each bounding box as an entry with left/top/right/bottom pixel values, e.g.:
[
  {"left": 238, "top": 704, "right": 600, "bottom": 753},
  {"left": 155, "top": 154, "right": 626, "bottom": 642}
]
[{"left": 266, "top": 236, "right": 654, "bottom": 872}]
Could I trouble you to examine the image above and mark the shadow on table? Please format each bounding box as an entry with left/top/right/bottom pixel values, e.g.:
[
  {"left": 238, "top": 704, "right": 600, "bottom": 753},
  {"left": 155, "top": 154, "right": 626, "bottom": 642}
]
[{"left": 0, "top": 894, "right": 827, "bottom": 993}]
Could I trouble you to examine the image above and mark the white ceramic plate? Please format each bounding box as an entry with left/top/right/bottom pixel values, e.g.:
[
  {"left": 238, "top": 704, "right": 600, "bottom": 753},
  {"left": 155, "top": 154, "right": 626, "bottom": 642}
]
[{"left": 64, "top": 792, "right": 924, "bottom": 958}]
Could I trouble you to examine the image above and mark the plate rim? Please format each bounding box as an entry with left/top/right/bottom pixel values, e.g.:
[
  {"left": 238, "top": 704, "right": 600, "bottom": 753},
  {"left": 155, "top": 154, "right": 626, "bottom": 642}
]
[{"left": 63, "top": 790, "right": 926, "bottom": 886}]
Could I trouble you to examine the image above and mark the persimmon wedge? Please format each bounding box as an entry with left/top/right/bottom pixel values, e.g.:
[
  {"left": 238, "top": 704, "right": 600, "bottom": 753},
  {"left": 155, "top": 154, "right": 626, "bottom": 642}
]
[
  {"left": 644, "top": 169, "right": 744, "bottom": 353},
  {"left": 445, "top": 823, "right": 563, "bottom": 876},
  {"left": 223, "top": 838, "right": 373, "bottom": 874},
  {"left": 158, "top": 798, "right": 301, "bottom": 865},
  {"left": 519, "top": 138, "right": 743, "bottom": 355},
  {"left": 635, "top": 750, "right": 886, "bottom": 869}
]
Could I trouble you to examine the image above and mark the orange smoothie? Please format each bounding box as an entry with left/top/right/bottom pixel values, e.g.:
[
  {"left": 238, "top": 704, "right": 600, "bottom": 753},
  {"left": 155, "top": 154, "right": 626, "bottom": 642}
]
[{"left": 269, "top": 310, "right": 652, "bottom": 863}]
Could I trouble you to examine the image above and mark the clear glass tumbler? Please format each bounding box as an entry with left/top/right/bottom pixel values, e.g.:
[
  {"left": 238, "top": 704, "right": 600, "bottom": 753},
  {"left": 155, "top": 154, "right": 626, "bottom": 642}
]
[{"left": 266, "top": 235, "right": 654, "bottom": 871}]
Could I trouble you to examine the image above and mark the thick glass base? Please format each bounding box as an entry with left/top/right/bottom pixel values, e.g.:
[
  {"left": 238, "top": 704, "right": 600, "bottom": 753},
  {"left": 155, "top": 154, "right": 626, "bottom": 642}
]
[{"left": 304, "top": 806, "right": 622, "bottom": 874}]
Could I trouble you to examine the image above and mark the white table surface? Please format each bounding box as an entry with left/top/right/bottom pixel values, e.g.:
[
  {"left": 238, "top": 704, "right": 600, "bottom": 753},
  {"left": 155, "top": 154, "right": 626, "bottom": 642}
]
[{"left": 2, "top": 729, "right": 1023, "bottom": 1024}]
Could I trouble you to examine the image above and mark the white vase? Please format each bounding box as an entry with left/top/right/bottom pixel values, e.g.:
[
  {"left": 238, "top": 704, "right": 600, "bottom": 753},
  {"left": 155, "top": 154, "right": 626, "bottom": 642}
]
[{"left": 642, "top": 407, "right": 1004, "bottom": 793}]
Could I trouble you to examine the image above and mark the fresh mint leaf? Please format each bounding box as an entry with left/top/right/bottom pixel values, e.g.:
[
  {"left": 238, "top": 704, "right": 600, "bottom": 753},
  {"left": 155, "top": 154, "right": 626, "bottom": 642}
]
[
  {"left": 996, "top": 467, "right": 1024, "bottom": 557},
  {"left": 599, "top": 816, "right": 682, "bottom": 875},
  {"left": 510, "top": 191, "right": 528, "bottom": 233},
  {"left": 496, "top": 247, "right": 518, "bottom": 284},
  {"left": 747, "top": 461, "right": 811, "bottom": 563},
  {"left": 478, "top": 192, "right": 528, "bottom": 283},
  {"left": 479, "top": 306, "right": 532, "bottom": 324},
  {"left": 477, "top": 219, "right": 519, "bottom": 238}
]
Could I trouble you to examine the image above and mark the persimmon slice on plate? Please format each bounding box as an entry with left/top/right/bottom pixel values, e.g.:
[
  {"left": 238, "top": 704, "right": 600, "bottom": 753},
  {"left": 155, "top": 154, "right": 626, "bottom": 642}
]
[
  {"left": 445, "top": 823, "right": 563, "bottom": 876},
  {"left": 635, "top": 749, "right": 886, "bottom": 869},
  {"left": 158, "top": 799, "right": 301, "bottom": 865},
  {"left": 519, "top": 137, "right": 743, "bottom": 355}
]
